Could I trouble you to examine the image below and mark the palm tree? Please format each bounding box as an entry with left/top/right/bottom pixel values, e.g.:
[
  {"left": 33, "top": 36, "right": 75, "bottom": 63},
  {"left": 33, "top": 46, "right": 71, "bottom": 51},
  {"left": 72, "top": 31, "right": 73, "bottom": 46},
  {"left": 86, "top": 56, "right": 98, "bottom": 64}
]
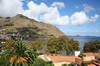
[{"left": 0, "top": 41, "right": 37, "bottom": 66}]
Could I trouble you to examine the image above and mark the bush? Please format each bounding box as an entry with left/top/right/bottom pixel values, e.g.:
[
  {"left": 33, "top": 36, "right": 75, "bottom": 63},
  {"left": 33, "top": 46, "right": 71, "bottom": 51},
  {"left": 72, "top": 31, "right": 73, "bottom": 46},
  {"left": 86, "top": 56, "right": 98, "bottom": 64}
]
[
  {"left": 81, "top": 61, "right": 94, "bottom": 66},
  {"left": 0, "top": 17, "right": 3, "bottom": 18},
  {"left": 62, "top": 64, "right": 67, "bottom": 66},
  {"left": 31, "top": 58, "right": 54, "bottom": 66},
  {"left": 78, "top": 54, "right": 86, "bottom": 58},
  {"left": 68, "top": 62, "right": 77, "bottom": 66},
  {"left": 62, "top": 62, "right": 77, "bottom": 66},
  {"left": 4, "top": 23, "right": 14, "bottom": 26},
  {"left": 6, "top": 17, "right": 11, "bottom": 19}
]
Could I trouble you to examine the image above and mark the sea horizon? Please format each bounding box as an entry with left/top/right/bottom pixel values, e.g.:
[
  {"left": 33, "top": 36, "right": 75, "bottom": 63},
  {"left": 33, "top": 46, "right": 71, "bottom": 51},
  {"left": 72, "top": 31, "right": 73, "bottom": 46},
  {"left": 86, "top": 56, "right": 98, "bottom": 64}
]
[{"left": 68, "top": 36, "right": 100, "bottom": 52}]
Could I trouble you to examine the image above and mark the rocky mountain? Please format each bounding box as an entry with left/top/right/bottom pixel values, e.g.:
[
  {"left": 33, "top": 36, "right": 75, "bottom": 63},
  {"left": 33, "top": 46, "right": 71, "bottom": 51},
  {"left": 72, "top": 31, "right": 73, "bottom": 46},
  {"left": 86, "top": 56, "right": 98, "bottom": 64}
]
[{"left": 0, "top": 14, "right": 66, "bottom": 40}]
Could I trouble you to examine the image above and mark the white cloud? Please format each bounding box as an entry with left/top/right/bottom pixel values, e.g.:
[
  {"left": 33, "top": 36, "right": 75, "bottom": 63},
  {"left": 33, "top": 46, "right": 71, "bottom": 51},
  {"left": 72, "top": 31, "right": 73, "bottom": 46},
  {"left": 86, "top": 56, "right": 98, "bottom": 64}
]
[
  {"left": 23, "top": 1, "right": 68, "bottom": 25},
  {"left": 0, "top": 0, "right": 24, "bottom": 17},
  {"left": 42, "top": 7, "right": 69, "bottom": 25},
  {"left": 75, "top": 4, "right": 94, "bottom": 13},
  {"left": 0, "top": 0, "right": 99, "bottom": 25},
  {"left": 70, "top": 12, "right": 89, "bottom": 25},
  {"left": 51, "top": 2, "right": 65, "bottom": 8},
  {"left": 82, "top": 4, "right": 94, "bottom": 13},
  {"left": 23, "top": 1, "right": 48, "bottom": 20},
  {"left": 90, "top": 14, "right": 99, "bottom": 22}
]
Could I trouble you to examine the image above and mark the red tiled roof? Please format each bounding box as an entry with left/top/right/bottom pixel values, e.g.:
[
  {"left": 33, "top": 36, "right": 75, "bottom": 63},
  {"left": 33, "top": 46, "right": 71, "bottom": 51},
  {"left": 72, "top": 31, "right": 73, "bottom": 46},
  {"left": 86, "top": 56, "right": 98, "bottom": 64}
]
[
  {"left": 94, "top": 62, "right": 100, "bottom": 65},
  {"left": 95, "top": 60, "right": 100, "bottom": 63},
  {"left": 87, "top": 64, "right": 96, "bottom": 66},
  {"left": 81, "top": 52, "right": 100, "bottom": 56},
  {"left": 44, "top": 54, "right": 81, "bottom": 63}
]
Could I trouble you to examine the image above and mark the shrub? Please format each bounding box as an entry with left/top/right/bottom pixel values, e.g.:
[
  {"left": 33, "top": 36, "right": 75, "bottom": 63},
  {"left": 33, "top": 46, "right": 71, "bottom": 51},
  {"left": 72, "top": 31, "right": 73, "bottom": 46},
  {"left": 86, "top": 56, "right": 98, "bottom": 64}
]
[
  {"left": 6, "top": 17, "right": 11, "bottom": 19},
  {"left": 31, "top": 58, "right": 54, "bottom": 66},
  {"left": 4, "top": 23, "right": 14, "bottom": 26},
  {"left": 81, "top": 61, "right": 94, "bottom": 66},
  {"left": 62, "top": 64, "right": 67, "bottom": 66},
  {"left": 62, "top": 62, "right": 77, "bottom": 66}
]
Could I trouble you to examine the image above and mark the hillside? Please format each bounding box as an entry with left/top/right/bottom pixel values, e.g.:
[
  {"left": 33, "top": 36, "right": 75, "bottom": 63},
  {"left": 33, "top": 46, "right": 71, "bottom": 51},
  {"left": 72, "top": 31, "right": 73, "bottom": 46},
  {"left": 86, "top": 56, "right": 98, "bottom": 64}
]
[{"left": 0, "top": 14, "right": 66, "bottom": 40}]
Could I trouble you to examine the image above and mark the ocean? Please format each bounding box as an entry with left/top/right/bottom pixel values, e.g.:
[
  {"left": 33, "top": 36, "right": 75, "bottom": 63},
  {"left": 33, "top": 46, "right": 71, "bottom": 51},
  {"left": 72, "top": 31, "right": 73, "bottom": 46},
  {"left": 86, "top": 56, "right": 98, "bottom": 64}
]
[{"left": 68, "top": 36, "right": 100, "bottom": 52}]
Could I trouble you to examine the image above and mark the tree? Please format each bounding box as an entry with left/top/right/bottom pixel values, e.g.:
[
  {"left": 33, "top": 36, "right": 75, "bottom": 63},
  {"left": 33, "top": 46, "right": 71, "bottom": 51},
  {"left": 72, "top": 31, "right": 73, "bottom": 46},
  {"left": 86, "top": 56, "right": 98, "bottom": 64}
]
[
  {"left": 46, "top": 36, "right": 80, "bottom": 55},
  {"left": 0, "top": 39, "right": 6, "bottom": 52},
  {"left": 0, "top": 40, "right": 54, "bottom": 66},
  {"left": 67, "top": 39, "right": 79, "bottom": 54},
  {"left": 83, "top": 40, "right": 100, "bottom": 52},
  {"left": 2, "top": 40, "right": 15, "bottom": 49},
  {"left": 59, "top": 37, "right": 79, "bottom": 55},
  {"left": 29, "top": 40, "right": 44, "bottom": 52},
  {"left": 31, "top": 58, "right": 54, "bottom": 66},
  {"left": 46, "top": 37, "right": 64, "bottom": 54},
  {"left": 0, "top": 41, "right": 36, "bottom": 66}
]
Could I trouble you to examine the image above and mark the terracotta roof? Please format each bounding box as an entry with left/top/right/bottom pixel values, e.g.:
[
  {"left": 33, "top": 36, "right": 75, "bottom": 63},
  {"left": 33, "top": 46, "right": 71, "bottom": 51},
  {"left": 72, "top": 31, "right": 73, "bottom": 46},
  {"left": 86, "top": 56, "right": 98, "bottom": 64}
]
[
  {"left": 93, "top": 62, "right": 100, "bottom": 65},
  {"left": 43, "top": 54, "right": 81, "bottom": 63},
  {"left": 87, "top": 64, "right": 96, "bottom": 66},
  {"left": 81, "top": 52, "right": 100, "bottom": 56},
  {"left": 96, "top": 60, "right": 100, "bottom": 63}
]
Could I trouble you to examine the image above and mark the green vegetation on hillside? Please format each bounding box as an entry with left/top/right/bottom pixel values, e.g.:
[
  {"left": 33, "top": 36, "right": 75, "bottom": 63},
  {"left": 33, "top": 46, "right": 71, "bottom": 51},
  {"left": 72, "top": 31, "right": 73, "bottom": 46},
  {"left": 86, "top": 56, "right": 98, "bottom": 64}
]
[
  {"left": 0, "top": 14, "right": 65, "bottom": 39},
  {"left": 4, "top": 23, "right": 14, "bottom": 26},
  {"left": 16, "top": 27, "right": 40, "bottom": 39}
]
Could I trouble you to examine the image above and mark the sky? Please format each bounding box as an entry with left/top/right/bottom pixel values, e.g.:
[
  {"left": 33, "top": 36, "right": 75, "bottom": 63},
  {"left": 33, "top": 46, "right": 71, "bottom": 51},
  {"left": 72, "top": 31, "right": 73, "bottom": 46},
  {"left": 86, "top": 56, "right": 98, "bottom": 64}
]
[{"left": 0, "top": 0, "right": 100, "bottom": 36}]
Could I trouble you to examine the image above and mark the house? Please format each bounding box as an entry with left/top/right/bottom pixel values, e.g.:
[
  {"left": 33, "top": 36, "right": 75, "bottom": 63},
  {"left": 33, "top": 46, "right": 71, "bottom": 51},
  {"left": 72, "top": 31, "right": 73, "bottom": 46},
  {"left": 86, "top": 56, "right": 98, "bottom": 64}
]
[
  {"left": 81, "top": 52, "right": 100, "bottom": 60},
  {"left": 38, "top": 54, "right": 82, "bottom": 66},
  {"left": 82, "top": 56, "right": 95, "bottom": 62},
  {"left": 80, "top": 52, "right": 100, "bottom": 66}
]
